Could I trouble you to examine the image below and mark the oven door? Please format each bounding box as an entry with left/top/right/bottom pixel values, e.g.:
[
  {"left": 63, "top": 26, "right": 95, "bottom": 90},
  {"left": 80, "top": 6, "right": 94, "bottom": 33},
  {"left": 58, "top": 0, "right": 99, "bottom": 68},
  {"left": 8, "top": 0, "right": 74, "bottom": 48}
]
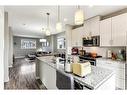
[{"left": 87, "top": 60, "right": 96, "bottom": 66}]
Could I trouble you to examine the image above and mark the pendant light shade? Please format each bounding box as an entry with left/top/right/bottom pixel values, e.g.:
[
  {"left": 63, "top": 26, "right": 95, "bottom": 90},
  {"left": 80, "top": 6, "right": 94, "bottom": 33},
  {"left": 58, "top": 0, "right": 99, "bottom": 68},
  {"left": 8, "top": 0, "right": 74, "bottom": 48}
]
[
  {"left": 56, "top": 6, "right": 62, "bottom": 32},
  {"left": 46, "top": 13, "right": 51, "bottom": 36},
  {"left": 75, "top": 6, "right": 84, "bottom": 25},
  {"left": 56, "top": 22, "right": 62, "bottom": 32}
]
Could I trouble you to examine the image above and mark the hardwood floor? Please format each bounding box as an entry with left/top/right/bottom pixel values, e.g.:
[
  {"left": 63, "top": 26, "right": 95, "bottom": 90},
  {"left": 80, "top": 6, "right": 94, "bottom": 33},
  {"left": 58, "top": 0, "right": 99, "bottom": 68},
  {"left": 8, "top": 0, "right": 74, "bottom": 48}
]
[{"left": 4, "top": 58, "right": 47, "bottom": 90}]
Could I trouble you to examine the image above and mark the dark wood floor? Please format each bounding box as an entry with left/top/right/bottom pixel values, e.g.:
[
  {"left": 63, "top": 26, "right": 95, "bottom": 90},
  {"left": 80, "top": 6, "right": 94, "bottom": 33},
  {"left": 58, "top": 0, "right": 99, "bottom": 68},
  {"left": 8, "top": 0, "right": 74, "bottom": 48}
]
[{"left": 4, "top": 58, "right": 47, "bottom": 90}]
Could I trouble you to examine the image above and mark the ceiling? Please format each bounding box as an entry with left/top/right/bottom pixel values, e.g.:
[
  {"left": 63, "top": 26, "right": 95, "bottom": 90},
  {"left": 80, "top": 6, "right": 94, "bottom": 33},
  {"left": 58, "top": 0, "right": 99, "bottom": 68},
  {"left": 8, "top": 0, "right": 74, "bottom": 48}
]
[{"left": 5, "top": 6, "right": 127, "bottom": 38}]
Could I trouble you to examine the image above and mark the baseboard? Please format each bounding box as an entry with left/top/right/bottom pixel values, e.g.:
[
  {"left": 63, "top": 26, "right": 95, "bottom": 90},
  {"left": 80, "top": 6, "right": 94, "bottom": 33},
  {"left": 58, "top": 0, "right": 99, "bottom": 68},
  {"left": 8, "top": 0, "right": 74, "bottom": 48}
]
[{"left": 15, "top": 56, "right": 25, "bottom": 59}]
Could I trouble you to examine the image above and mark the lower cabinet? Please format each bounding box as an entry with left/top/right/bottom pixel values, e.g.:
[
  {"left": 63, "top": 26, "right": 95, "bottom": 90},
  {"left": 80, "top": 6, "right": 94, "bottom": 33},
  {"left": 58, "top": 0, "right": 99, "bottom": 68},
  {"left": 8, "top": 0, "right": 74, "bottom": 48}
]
[
  {"left": 96, "top": 59, "right": 126, "bottom": 90},
  {"left": 36, "top": 59, "right": 57, "bottom": 89},
  {"left": 115, "top": 78, "right": 125, "bottom": 89}
]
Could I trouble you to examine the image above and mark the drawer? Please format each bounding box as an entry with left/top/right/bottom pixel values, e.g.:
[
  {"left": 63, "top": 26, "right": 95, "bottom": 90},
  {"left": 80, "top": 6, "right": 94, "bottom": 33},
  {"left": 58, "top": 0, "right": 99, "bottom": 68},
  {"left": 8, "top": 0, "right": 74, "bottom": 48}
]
[
  {"left": 115, "top": 78, "right": 125, "bottom": 90},
  {"left": 115, "top": 68, "right": 125, "bottom": 79}
]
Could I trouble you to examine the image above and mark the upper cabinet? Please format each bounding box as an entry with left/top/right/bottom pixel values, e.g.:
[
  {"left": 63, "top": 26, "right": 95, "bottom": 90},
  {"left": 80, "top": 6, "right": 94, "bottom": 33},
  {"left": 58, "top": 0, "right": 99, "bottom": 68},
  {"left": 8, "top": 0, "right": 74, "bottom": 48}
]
[
  {"left": 89, "top": 16, "right": 100, "bottom": 36},
  {"left": 83, "top": 20, "right": 91, "bottom": 37},
  {"left": 100, "top": 18, "right": 112, "bottom": 46},
  {"left": 84, "top": 16, "right": 100, "bottom": 36},
  {"left": 100, "top": 13, "right": 127, "bottom": 47},
  {"left": 72, "top": 27, "right": 84, "bottom": 47},
  {"left": 111, "top": 13, "right": 127, "bottom": 46},
  {"left": 71, "top": 16, "right": 100, "bottom": 47}
]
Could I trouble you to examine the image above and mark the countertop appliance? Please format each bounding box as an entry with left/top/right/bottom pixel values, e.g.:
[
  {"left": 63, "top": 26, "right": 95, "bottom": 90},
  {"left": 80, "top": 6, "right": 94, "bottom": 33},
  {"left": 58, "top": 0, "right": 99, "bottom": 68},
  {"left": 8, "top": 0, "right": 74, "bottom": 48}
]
[
  {"left": 72, "top": 61, "right": 91, "bottom": 77},
  {"left": 83, "top": 36, "right": 100, "bottom": 47},
  {"left": 79, "top": 48, "right": 86, "bottom": 56},
  {"left": 71, "top": 47, "right": 79, "bottom": 55}
]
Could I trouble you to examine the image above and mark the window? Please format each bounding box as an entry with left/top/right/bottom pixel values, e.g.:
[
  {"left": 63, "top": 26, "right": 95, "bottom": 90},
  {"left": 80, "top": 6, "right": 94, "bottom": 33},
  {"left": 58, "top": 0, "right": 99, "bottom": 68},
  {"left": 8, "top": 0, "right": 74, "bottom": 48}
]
[
  {"left": 57, "top": 37, "right": 65, "bottom": 49},
  {"left": 21, "top": 39, "right": 36, "bottom": 49},
  {"left": 40, "top": 39, "right": 49, "bottom": 47}
]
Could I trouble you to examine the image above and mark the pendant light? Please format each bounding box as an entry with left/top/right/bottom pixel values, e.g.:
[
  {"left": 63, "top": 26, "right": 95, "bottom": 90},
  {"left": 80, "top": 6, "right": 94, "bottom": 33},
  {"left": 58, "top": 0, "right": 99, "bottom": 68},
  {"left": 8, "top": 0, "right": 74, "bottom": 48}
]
[
  {"left": 74, "top": 6, "right": 84, "bottom": 25},
  {"left": 46, "top": 13, "right": 51, "bottom": 36},
  {"left": 56, "top": 6, "right": 62, "bottom": 32}
]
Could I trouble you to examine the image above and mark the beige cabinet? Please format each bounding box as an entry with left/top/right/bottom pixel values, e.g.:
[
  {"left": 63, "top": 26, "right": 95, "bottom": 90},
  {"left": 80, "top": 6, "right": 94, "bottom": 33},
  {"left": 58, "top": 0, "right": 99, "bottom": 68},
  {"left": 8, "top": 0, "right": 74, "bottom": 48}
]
[
  {"left": 100, "top": 13, "right": 127, "bottom": 47},
  {"left": 111, "top": 13, "right": 127, "bottom": 46},
  {"left": 100, "top": 18, "right": 112, "bottom": 46}
]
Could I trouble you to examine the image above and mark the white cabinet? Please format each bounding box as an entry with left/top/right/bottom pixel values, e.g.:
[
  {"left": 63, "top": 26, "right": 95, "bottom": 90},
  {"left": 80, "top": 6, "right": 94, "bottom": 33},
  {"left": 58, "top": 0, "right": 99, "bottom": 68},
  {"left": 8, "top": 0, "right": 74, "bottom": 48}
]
[
  {"left": 37, "top": 59, "right": 57, "bottom": 89},
  {"left": 100, "top": 13, "right": 127, "bottom": 46},
  {"left": 83, "top": 21, "right": 91, "bottom": 37},
  {"left": 72, "top": 27, "right": 84, "bottom": 47},
  {"left": 85, "top": 16, "right": 100, "bottom": 36},
  {"left": 71, "top": 16, "right": 100, "bottom": 47},
  {"left": 84, "top": 20, "right": 92, "bottom": 37},
  {"left": 115, "top": 78, "right": 125, "bottom": 89},
  {"left": 90, "top": 16, "right": 100, "bottom": 36},
  {"left": 100, "top": 18, "right": 112, "bottom": 46},
  {"left": 96, "top": 59, "right": 126, "bottom": 90},
  {"left": 111, "top": 13, "right": 127, "bottom": 46}
]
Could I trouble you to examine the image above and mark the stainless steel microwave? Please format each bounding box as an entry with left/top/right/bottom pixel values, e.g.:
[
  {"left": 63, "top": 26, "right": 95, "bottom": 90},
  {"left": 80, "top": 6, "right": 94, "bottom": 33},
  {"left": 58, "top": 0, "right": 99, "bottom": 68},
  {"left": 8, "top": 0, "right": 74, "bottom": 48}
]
[{"left": 82, "top": 36, "right": 100, "bottom": 46}]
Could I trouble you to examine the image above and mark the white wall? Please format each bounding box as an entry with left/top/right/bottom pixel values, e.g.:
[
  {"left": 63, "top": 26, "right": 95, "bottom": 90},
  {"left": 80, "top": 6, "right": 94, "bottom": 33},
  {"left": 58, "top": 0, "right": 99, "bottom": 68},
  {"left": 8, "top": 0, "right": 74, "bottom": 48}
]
[
  {"left": 0, "top": 6, "right": 4, "bottom": 89},
  {"left": 13, "top": 36, "right": 41, "bottom": 58},
  {"left": 65, "top": 24, "right": 72, "bottom": 55},
  {"left": 8, "top": 27, "right": 13, "bottom": 67},
  {"left": 4, "top": 12, "right": 9, "bottom": 82}
]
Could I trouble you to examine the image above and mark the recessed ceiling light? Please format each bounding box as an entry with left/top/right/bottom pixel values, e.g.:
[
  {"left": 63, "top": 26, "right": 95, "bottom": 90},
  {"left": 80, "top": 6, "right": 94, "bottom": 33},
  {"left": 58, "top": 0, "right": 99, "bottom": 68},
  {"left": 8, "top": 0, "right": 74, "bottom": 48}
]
[
  {"left": 64, "top": 18, "right": 68, "bottom": 22},
  {"left": 22, "top": 23, "right": 26, "bottom": 26}
]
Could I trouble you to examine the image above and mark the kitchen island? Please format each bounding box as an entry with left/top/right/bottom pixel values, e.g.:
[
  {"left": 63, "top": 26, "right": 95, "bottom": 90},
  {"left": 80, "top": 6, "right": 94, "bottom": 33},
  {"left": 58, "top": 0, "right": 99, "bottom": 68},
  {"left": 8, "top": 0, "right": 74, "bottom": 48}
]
[{"left": 36, "top": 56, "right": 115, "bottom": 90}]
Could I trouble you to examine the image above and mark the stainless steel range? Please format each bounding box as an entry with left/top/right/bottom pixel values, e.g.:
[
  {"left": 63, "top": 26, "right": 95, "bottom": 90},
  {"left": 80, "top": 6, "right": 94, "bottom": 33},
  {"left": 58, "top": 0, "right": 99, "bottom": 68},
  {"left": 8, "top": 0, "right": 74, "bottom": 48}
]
[{"left": 79, "top": 55, "right": 102, "bottom": 66}]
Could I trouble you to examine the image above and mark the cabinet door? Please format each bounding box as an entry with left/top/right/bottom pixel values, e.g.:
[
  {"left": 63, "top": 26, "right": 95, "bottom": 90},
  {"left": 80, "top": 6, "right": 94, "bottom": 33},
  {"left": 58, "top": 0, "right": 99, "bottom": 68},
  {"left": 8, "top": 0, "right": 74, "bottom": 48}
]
[
  {"left": 83, "top": 21, "right": 90, "bottom": 37},
  {"left": 112, "top": 13, "right": 127, "bottom": 46},
  {"left": 72, "top": 27, "right": 84, "bottom": 47},
  {"left": 84, "top": 20, "right": 91, "bottom": 37},
  {"left": 100, "top": 18, "right": 112, "bottom": 46},
  {"left": 77, "top": 27, "right": 84, "bottom": 46},
  {"left": 90, "top": 16, "right": 100, "bottom": 36}
]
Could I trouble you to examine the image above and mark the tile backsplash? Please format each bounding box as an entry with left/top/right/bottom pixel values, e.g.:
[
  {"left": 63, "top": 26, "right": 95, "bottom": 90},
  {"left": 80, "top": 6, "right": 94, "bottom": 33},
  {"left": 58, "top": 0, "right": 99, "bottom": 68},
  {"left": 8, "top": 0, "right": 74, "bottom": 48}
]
[{"left": 79, "top": 47, "right": 126, "bottom": 58}]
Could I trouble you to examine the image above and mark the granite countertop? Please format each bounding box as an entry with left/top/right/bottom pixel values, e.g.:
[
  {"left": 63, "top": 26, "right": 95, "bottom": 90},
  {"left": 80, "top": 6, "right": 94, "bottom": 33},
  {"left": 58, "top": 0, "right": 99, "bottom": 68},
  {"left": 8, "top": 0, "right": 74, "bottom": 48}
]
[
  {"left": 97, "top": 58, "right": 126, "bottom": 64},
  {"left": 36, "top": 56, "right": 114, "bottom": 90}
]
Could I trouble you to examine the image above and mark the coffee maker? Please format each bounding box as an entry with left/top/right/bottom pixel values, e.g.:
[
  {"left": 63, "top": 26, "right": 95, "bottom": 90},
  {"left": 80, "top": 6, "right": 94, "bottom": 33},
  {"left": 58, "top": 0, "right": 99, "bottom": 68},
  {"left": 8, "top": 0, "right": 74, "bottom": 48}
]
[{"left": 71, "top": 47, "right": 79, "bottom": 55}]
